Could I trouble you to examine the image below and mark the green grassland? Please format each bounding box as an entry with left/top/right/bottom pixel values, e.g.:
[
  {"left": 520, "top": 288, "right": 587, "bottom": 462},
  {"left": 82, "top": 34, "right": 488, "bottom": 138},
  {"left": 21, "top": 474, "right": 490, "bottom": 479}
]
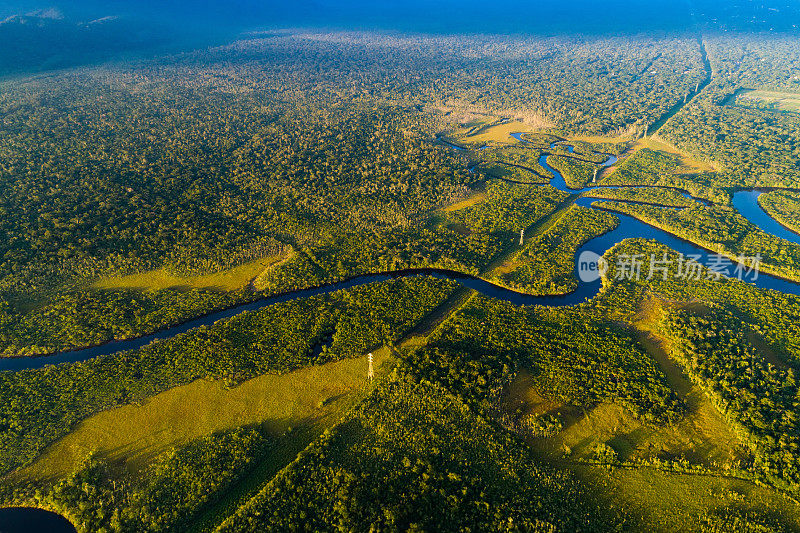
[
  {"left": 217, "top": 375, "right": 624, "bottom": 532},
  {"left": 571, "top": 465, "right": 800, "bottom": 532},
  {"left": 7, "top": 352, "right": 396, "bottom": 533},
  {"left": 91, "top": 255, "right": 287, "bottom": 293},
  {"left": 0, "top": 278, "right": 458, "bottom": 474},
  {"left": 12, "top": 350, "right": 393, "bottom": 482},
  {"left": 458, "top": 119, "right": 534, "bottom": 144},
  {"left": 735, "top": 89, "right": 800, "bottom": 114},
  {"left": 8, "top": 246, "right": 800, "bottom": 531}
]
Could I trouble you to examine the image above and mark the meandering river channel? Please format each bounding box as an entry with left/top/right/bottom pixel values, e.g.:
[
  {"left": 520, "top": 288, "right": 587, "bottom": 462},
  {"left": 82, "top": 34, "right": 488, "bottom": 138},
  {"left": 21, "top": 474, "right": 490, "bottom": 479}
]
[{"left": 1, "top": 134, "right": 799, "bottom": 372}]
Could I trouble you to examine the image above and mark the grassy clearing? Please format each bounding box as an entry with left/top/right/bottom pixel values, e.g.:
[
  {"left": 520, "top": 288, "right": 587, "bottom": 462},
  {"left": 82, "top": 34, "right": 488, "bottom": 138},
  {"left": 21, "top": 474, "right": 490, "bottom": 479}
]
[
  {"left": 503, "top": 295, "right": 746, "bottom": 469},
  {"left": 570, "top": 463, "right": 800, "bottom": 532},
  {"left": 196, "top": 288, "right": 478, "bottom": 531},
  {"left": 500, "top": 295, "right": 800, "bottom": 529},
  {"left": 601, "top": 137, "right": 715, "bottom": 180},
  {"left": 560, "top": 295, "right": 743, "bottom": 467},
  {"left": 12, "top": 350, "right": 394, "bottom": 482},
  {"left": 501, "top": 368, "right": 564, "bottom": 417},
  {"left": 570, "top": 134, "right": 628, "bottom": 144},
  {"left": 441, "top": 192, "right": 487, "bottom": 212},
  {"left": 633, "top": 137, "right": 715, "bottom": 173},
  {"left": 737, "top": 89, "right": 800, "bottom": 113},
  {"left": 461, "top": 120, "right": 532, "bottom": 144},
  {"left": 504, "top": 374, "right": 743, "bottom": 471},
  {"left": 640, "top": 137, "right": 716, "bottom": 173},
  {"left": 91, "top": 254, "right": 286, "bottom": 292}
]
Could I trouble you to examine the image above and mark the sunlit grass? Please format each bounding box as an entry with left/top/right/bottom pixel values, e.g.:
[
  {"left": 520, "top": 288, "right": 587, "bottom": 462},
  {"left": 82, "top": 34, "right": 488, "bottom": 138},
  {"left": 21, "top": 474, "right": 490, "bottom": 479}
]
[
  {"left": 737, "top": 89, "right": 800, "bottom": 113},
  {"left": 462, "top": 120, "right": 533, "bottom": 144},
  {"left": 91, "top": 254, "right": 286, "bottom": 292},
  {"left": 12, "top": 349, "right": 394, "bottom": 482}
]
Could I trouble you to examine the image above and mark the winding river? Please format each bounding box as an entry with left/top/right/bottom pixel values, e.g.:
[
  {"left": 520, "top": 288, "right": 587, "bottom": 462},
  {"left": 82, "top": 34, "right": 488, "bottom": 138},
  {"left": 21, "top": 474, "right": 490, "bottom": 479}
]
[{"left": 2, "top": 136, "right": 800, "bottom": 373}]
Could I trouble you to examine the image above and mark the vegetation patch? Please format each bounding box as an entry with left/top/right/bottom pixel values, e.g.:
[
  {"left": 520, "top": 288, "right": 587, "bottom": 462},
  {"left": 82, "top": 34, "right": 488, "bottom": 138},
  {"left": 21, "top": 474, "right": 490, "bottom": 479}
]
[
  {"left": 0, "top": 278, "right": 456, "bottom": 474},
  {"left": 548, "top": 155, "right": 598, "bottom": 188},
  {"left": 582, "top": 187, "right": 696, "bottom": 207},
  {"left": 460, "top": 119, "right": 533, "bottom": 144},
  {"left": 735, "top": 89, "right": 800, "bottom": 114},
  {"left": 600, "top": 148, "right": 725, "bottom": 203},
  {"left": 595, "top": 200, "right": 800, "bottom": 280}
]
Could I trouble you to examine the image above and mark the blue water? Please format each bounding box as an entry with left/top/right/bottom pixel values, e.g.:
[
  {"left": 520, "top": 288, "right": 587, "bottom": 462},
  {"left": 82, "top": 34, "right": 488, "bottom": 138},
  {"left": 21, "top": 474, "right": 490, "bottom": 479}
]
[{"left": 2, "top": 135, "right": 800, "bottom": 372}]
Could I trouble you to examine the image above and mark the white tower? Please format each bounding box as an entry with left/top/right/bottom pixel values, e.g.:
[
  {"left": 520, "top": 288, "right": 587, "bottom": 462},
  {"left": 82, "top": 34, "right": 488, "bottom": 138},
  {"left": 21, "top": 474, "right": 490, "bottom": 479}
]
[
  {"left": 519, "top": 229, "right": 524, "bottom": 246},
  {"left": 367, "top": 352, "right": 374, "bottom": 381}
]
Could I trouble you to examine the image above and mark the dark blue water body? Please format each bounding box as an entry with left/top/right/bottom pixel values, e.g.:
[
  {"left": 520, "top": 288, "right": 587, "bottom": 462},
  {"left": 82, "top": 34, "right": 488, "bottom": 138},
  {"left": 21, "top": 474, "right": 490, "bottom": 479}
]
[
  {"left": 505, "top": 132, "right": 800, "bottom": 290},
  {"left": 535, "top": 140, "right": 799, "bottom": 246},
  {"left": 551, "top": 141, "right": 576, "bottom": 154},
  {"left": 554, "top": 143, "right": 618, "bottom": 169},
  {"left": 599, "top": 153, "right": 619, "bottom": 167},
  {"left": 3, "top": 135, "right": 800, "bottom": 372},
  {"left": 0, "top": 269, "right": 534, "bottom": 371},
  {"left": 0, "top": 507, "right": 76, "bottom": 533}
]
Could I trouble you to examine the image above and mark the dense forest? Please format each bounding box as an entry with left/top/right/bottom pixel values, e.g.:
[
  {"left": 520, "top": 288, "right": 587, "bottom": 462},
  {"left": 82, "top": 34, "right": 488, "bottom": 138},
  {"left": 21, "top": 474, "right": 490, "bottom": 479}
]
[
  {"left": 659, "top": 35, "right": 800, "bottom": 188},
  {"left": 664, "top": 308, "right": 800, "bottom": 491},
  {"left": 217, "top": 375, "right": 624, "bottom": 532}
]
